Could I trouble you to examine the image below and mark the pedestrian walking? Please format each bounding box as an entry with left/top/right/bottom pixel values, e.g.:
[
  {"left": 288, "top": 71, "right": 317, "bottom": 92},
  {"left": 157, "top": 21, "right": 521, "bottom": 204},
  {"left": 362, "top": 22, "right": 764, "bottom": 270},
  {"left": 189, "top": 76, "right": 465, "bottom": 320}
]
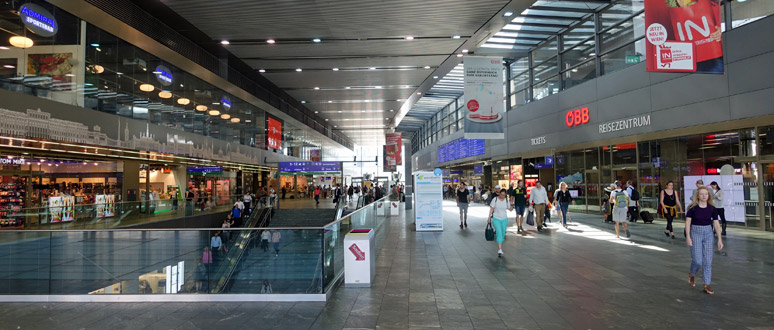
[
  {"left": 314, "top": 186, "right": 321, "bottom": 205},
  {"left": 528, "top": 181, "right": 548, "bottom": 232},
  {"left": 660, "top": 181, "right": 683, "bottom": 239},
  {"left": 243, "top": 192, "right": 252, "bottom": 215},
  {"left": 709, "top": 181, "right": 727, "bottom": 236},
  {"left": 610, "top": 181, "right": 631, "bottom": 238},
  {"left": 626, "top": 181, "right": 640, "bottom": 222},
  {"left": 271, "top": 230, "right": 281, "bottom": 256},
  {"left": 211, "top": 231, "right": 223, "bottom": 258},
  {"left": 456, "top": 182, "right": 469, "bottom": 229},
  {"left": 488, "top": 189, "right": 513, "bottom": 257},
  {"left": 221, "top": 218, "right": 231, "bottom": 244},
  {"left": 554, "top": 182, "right": 574, "bottom": 228},
  {"left": 260, "top": 230, "right": 270, "bottom": 252},
  {"left": 510, "top": 180, "right": 528, "bottom": 233},
  {"left": 686, "top": 186, "right": 724, "bottom": 294}
]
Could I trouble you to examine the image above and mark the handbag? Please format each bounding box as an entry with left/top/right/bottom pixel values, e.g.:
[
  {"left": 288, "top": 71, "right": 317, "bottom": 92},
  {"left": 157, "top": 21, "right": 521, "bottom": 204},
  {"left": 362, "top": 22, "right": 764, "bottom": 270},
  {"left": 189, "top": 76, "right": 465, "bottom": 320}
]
[
  {"left": 526, "top": 210, "right": 535, "bottom": 226},
  {"left": 485, "top": 221, "right": 495, "bottom": 241}
]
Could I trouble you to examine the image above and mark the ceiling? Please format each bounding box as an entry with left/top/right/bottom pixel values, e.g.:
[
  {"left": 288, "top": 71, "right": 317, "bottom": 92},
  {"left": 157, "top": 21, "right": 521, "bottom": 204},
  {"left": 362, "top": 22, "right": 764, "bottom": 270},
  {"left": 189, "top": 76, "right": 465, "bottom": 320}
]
[{"left": 158, "top": 0, "right": 512, "bottom": 147}]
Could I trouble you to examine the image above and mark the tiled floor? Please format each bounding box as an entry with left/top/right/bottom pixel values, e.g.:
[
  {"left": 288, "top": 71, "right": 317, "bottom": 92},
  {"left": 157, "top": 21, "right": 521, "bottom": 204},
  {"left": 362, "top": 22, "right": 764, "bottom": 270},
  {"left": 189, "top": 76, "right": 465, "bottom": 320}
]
[{"left": 2, "top": 201, "right": 773, "bottom": 330}]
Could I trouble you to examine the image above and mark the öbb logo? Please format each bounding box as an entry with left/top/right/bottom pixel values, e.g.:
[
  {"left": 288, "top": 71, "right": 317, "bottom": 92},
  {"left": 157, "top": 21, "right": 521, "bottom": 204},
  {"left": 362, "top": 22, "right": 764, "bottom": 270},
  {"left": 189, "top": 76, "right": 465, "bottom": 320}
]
[{"left": 565, "top": 107, "right": 589, "bottom": 127}]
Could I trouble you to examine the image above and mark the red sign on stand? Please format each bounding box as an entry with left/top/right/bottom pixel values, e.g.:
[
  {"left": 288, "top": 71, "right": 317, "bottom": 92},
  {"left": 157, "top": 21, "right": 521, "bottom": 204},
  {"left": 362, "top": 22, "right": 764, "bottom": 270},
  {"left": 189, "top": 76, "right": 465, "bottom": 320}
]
[{"left": 349, "top": 243, "right": 365, "bottom": 261}]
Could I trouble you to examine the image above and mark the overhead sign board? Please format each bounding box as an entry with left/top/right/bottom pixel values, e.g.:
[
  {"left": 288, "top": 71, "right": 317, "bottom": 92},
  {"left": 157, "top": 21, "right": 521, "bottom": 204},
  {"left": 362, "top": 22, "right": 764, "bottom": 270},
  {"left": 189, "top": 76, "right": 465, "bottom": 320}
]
[
  {"left": 279, "top": 161, "right": 341, "bottom": 174},
  {"left": 19, "top": 3, "right": 58, "bottom": 37},
  {"left": 186, "top": 166, "right": 223, "bottom": 176}
]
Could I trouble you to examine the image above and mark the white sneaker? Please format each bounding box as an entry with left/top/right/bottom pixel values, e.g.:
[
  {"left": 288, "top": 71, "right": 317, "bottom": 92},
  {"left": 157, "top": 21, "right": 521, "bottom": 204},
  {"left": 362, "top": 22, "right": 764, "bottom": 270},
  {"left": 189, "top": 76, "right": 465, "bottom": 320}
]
[{"left": 498, "top": 249, "right": 503, "bottom": 256}]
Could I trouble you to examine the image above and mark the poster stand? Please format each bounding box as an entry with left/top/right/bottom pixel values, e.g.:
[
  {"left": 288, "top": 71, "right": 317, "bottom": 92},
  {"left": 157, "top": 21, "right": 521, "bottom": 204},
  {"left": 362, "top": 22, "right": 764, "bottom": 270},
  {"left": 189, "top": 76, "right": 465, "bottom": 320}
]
[{"left": 414, "top": 170, "right": 443, "bottom": 231}]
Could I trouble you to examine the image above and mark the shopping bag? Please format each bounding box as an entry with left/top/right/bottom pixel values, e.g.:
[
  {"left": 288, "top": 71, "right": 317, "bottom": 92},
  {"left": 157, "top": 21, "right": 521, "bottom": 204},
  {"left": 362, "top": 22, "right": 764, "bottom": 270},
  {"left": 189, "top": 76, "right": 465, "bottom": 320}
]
[
  {"left": 526, "top": 211, "right": 535, "bottom": 226},
  {"left": 485, "top": 221, "right": 495, "bottom": 241}
]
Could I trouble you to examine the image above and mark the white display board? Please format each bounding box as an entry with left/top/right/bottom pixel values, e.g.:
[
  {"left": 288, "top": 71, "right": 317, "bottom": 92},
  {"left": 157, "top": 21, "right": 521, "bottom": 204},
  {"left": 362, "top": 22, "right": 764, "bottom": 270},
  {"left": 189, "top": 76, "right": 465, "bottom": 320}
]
[
  {"left": 390, "top": 201, "right": 400, "bottom": 215},
  {"left": 683, "top": 175, "right": 745, "bottom": 223},
  {"left": 376, "top": 201, "right": 386, "bottom": 216},
  {"left": 344, "top": 229, "right": 375, "bottom": 287},
  {"left": 414, "top": 170, "right": 443, "bottom": 231}
]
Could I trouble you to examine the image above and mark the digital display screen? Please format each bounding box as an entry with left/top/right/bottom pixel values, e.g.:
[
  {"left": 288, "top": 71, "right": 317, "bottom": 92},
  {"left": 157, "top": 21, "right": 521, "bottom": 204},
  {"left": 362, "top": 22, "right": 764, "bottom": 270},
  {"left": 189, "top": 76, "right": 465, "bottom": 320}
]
[
  {"left": 437, "top": 138, "right": 485, "bottom": 163},
  {"left": 279, "top": 162, "right": 341, "bottom": 174}
]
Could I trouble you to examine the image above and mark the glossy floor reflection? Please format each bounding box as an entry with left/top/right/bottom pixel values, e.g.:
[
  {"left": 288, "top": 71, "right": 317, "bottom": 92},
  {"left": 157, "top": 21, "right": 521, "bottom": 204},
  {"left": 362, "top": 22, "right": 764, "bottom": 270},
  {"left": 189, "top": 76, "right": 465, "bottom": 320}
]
[{"left": 1, "top": 200, "right": 773, "bottom": 329}]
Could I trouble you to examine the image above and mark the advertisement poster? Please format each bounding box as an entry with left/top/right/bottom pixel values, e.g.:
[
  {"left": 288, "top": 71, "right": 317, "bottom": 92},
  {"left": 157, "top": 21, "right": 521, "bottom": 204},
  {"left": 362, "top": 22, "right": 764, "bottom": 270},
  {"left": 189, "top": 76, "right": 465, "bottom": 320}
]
[
  {"left": 267, "top": 116, "right": 282, "bottom": 150},
  {"left": 95, "top": 194, "right": 106, "bottom": 219},
  {"left": 464, "top": 56, "right": 505, "bottom": 139},
  {"left": 383, "top": 146, "right": 397, "bottom": 172},
  {"left": 62, "top": 196, "right": 75, "bottom": 222},
  {"left": 310, "top": 149, "right": 321, "bottom": 162},
  {"left": 105, "top": 195, "right": 116, "bottom": 217},
  {"left": 385, "top": 133, "right": 402, "bottom": 165},
  {"left": 414, "top": 170, "right": 443, "bottom": 231},
  {"left": 683, "top": 175, "right": 744, "bottom": 222},
  {"left": 645, "top": 0, "right": 724, "bottom": 74},
  {"left": 48, "top": 196, "right": 63, "bottom": 223},
  {"left": 27, "top": 53, "right": 74, "bottom": 89}
]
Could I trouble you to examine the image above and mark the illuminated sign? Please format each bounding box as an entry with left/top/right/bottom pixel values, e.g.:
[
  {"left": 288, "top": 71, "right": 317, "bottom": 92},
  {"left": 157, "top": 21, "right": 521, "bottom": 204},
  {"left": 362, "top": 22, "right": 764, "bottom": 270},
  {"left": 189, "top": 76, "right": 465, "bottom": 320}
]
[
  {"left": 221, "top": 96, "right": 232, "bottom": 109},
  {"left": 565, "top": 107, "right": 590, "bottom": 127},
  {"left": 279, "top": 162, "right": 341, "bottom": 174},
  {"left": 186, "top": 166, "right": 222, "bottom": 175},
  {"left": 0, "top": 158, "right": 26, "bottom": 165},
  {"left": 19, "top": 4, "right": 57, "bottom": 37},
  {"left": 154, "top": 65, "right": 173, "bottom": 86}
]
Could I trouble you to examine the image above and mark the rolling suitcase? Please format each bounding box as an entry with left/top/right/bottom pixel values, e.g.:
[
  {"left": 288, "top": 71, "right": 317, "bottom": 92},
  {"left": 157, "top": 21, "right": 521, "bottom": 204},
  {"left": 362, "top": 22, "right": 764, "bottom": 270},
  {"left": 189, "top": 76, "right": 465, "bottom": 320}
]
[{"left": 640, "top": 210, "right": 654, "bottom": 224}]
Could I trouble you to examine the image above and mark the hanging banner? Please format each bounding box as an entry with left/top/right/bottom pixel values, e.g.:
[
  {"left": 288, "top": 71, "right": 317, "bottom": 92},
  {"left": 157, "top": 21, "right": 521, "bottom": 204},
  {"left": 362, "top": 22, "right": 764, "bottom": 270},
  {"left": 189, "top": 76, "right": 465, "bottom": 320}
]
[
  {"left": 383, "top": 146, "right": 397, "bottom": 172},
  {"left": 385, "top": 132, "right": 402, "bottom": 165},
  {"left": 267, "top": 116, "right": 282, "bottom": 150},
  {"left": 310, "top": 149, "right": 321, "bottom": 162},
  {"left": 464, "top": 56, "right": 505, "bottom": 139},
  {"left": 645, "top": 0, "right": 724, "bottom": 74}
]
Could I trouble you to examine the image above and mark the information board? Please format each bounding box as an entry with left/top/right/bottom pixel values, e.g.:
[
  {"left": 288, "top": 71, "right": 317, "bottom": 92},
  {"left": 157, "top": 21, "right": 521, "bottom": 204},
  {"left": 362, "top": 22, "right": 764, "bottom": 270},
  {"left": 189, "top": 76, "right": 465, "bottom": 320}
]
[
  {"left": 437, "top": 138, "right": 485, "bottom": 163},
  {"left": 279, "top": 161, "right": 341, "bottom": 175},
  {"left": 414, "top": 171, "right": 443, "bottom": 231}
]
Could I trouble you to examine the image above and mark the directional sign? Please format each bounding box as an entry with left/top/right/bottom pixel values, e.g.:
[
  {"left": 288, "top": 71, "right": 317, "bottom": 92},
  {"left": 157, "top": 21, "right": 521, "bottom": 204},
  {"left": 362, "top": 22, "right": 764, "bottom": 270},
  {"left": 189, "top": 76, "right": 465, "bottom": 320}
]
[{"left": 348, "top": 243, "right": 365, "bottom": 261}]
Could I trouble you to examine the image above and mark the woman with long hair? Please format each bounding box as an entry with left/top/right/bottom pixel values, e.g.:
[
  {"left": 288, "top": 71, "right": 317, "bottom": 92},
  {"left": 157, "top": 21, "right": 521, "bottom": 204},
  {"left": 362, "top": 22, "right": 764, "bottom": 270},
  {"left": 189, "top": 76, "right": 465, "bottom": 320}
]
[
  {"left": 554, "top": 182, "right": 574, "bottom": 228},
  {"left": 660, "top": 181, "right": 683, "bottom": 239},
  {"left": 686, "top": 186, "right": 724, "bottom": 294},
  {"left": 708, "top": 181, "right": 726, "bottom": 236}
]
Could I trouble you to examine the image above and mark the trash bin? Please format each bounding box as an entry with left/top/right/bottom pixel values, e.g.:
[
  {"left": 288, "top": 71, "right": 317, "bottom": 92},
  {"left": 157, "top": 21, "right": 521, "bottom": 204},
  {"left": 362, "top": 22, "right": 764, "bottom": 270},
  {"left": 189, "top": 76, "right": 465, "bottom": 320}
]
[{"left": 344, "top": 228, "right": 375, "bottom": 287}]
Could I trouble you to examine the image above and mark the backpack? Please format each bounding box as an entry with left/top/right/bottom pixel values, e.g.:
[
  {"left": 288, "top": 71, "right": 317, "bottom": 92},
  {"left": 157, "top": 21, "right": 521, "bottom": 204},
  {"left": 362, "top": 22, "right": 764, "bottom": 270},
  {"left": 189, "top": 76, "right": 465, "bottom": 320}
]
[
  {"left": 614, "top": 191, "right": 628, "bottom": 208},
  {"left": 630, "top": 188, "right": 640, "bottom": 201}
]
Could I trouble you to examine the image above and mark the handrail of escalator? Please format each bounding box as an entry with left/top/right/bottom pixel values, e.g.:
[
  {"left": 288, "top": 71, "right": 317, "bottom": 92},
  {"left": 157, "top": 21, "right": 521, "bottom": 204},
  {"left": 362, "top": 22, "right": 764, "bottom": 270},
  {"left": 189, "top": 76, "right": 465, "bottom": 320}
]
[{"left": 210, "top": 205, "right": 271, "bottom": 293}]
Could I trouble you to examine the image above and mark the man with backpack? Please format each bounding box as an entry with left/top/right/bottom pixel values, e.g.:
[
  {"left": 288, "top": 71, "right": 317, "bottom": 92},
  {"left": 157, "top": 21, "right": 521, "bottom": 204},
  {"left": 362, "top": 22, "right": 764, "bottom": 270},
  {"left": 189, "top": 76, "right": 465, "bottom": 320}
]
[
  {"left": 626, "top": 181, "right": 640, "bottom": 222},
  {"left": 610, "top": 181, "right": 631, "bottom": 238}
]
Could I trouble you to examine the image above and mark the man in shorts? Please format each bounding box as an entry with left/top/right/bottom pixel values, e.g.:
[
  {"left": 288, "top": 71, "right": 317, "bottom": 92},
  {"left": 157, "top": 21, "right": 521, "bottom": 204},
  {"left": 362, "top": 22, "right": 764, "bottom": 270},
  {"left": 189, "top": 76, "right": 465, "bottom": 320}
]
[
  {"left": 456, "top": 182, "right": 469, "bottom": 229},
  {"left": 510, "top": 180, "right": 527, "bottom": 233},
  {"left": 609, "top": 181, "right": 631, "bottom": 238}
]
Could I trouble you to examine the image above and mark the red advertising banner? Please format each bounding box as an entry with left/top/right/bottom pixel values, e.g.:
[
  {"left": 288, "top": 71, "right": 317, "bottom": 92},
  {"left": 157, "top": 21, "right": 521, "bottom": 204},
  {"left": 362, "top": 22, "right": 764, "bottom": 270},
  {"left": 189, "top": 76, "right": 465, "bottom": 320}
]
[
  {"left": 385, "top": 132, "right": 402, "bottom": 166},
  {"left": 645, "top": 0, "right": 724, "bottom": 74},
  {"left": 267, "top": 117, "right": 282, "bottom": 150}
]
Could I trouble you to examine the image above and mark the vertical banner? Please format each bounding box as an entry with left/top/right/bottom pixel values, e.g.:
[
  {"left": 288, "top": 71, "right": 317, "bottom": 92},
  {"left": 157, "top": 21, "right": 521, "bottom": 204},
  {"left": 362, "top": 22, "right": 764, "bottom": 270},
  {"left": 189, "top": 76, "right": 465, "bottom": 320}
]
[
  {"left": 464, "top": 56, "right": 505, "bottom": 139},
  {"left": 414, "top": 170, "right": 443, "bottom": 231},
  {"left": 645, "top": 0, "right": 724, "bottom": 74},
  {"left": 385, "top": 132, "right": 402, "bottom": 166},
  {"left": 310, "top": 149, "right": 321, "bottom": 162},
  {"left": 266, "top": 116, "right": 283, "bottom": 150},
  {"left": 383, "top": 146, "right": 397, "bottom": 172}
]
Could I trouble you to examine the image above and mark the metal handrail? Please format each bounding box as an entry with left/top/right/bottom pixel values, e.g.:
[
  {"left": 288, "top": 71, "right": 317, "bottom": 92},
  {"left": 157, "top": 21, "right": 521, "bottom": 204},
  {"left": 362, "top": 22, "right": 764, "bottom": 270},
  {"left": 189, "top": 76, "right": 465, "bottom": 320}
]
[{"left": 211, "top": 207, "right": 270, "bottom": 293}]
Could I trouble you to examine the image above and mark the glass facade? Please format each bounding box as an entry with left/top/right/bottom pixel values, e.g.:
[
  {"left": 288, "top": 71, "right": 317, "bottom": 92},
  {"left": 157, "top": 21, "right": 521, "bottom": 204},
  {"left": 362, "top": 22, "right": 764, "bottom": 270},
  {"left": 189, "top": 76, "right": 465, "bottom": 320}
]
[{"left": 0, "top": 0, "right": 338, "bottom": 160}]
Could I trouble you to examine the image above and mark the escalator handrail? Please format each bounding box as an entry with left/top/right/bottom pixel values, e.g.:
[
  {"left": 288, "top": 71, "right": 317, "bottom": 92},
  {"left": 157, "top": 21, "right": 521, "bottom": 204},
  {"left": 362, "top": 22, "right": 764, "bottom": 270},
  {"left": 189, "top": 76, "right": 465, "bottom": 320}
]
[{"left": 210, "top": 206, "right": 270, "bottom": 293}]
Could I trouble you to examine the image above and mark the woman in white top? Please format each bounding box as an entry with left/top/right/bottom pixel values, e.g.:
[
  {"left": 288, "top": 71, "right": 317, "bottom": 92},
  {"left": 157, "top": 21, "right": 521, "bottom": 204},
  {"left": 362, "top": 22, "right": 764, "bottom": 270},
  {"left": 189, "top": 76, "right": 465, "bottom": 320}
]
[
  {"left": 708, "top": 181, "right": 726, "bottom": 236},
  {"left": 489, "top": 189, "right": 513, "bottom": 257}
]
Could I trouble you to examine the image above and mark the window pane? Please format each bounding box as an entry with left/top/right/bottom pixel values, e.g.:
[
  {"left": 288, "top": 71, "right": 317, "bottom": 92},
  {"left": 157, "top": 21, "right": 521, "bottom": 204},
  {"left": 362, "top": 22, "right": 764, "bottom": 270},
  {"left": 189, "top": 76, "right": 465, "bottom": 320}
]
[
  {"left": 533, "top": 76, "right": 560, "bottom": 101},
  {"left": 512, "top": 88, "right": 530, "bottom": 107},
  {"left": 600, "top": 39, "right": 646, "bottom": 75},
  {"left": 600, "top": 1, "right": 644, "bottom": 30},
  {"left": 563, "top": 59, "right": 596, "bottom": 89},
  {"left": 562, "top": 39, "right": 595, "bottom": 69},
  {"left": 732, "top": 0, "right": 774, "bottom": 28},
  {"left": 562, "top": 19, "right": 595, "bottom": 50},
  {"left": 510, "top": 57, "right": 530, "bottom": 77},
  {"left": 601, "top": 13, "right": 645, "bottom": 53},
  {"left": 532, "top": 38, "right": 559, "bottom": 65},
  {"left": 511, "top": 71, "right": 530, "bottom": 91}
]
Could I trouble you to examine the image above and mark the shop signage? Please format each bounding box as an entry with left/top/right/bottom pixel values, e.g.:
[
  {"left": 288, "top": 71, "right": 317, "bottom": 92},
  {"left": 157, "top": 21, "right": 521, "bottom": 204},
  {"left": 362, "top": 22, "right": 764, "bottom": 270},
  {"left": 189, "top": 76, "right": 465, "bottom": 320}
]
[
  {"left": 154, "top": 65, "right": 173, "bottom": 86},
  {"left": 473, "top": 164, "right": 483, "bottom": 175},
  {"left": 450, "top": 170, "right": 463, "bottom": 175},
  {"left": 186, "top": 166, "right": 223, "bottom": 175},
  {"left": 531, "top": 136, "right": 546, "bottom": 146},
  {"left": 645, "top": 0, "right": 723, "bottom": 74},
  {"left": 19, "top": 3, "right": 58, "bottom": 37},
  {"left": 599, "top": 115, "right": 651, "bottom": 134},
  {"left": 565, "top": 107, "right": 590, "bottom": 127},
  {"left": 221, "top": 96, "right": 232, "bottom": 109},
  {"left": 279, "top": 161, "right": 341, "bottom": 174},
  {"left": 534, "top": 162, "right": 552, "bottom": 169},
  {"left": 0, "top": 158, "right": 26, "bottom": 165}
]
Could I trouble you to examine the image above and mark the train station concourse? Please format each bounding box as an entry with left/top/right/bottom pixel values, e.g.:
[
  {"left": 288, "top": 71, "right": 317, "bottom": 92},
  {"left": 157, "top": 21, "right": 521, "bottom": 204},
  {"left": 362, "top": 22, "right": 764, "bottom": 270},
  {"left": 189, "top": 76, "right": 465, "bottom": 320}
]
[{"left": 0, "top": 0, "right": 773, "bottom": 329}]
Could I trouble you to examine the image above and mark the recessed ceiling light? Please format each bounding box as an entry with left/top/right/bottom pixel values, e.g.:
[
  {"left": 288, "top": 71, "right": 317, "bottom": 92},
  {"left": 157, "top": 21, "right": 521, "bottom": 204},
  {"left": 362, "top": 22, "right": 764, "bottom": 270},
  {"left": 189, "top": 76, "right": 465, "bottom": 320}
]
[
  {"left": 332, "top": 68, "right": 339, "bottom": 71},
  {"left": 312, "top": 38, "right": 321, "bottom": 43},
  {"left": 295, "top": 68, "right": 302, "bottom": 72},
  {"left": 385, "top": 118, "right": 389, "bottom": 120},
  {"left": 417, "top": 92, "right": 422, "bottom": 95},
  {"left": 423, "top": 66, "right": 431, "bottom": 69},
  {"left": 334, "top": 125, "right": 337, "bottom": 128},
  {"left": 220, "top": 40, "right": 230, "bottom": 45},
  {"left": 365, "top": 100, "right": 371, "bottom": 103},
  {"left": 390, "top": 109, "right": 394, "bottom": 112},
  {"left": 314, "top": 86, "right": 320, "bottom": 90},
  {"left": 266, "top": 39, "right": 276, "bottom": 44},
  {"left": 259, "top": 69, "right": 266, "bottom": 73},
  {"left": 396, "top": 99, "right": 402, "bottom": 101},
  {"left": 369, "top": 67, "right": 376, "bottom": 70},
  {"left": 589, "top": 53, "right": 596, "bottom": 56},
  {"left": 325, "top": 119, "right": 329, "bottom": 121},
  {"left": 337, "top": 110, "right": 342, "bottom": 113},
  {"left": 504, "top": 11, "right": 514, "bottom": 17},
  {"left": 328, "top": 100, "right": 333, "bottom": 103},
  {"left": 3, "top": 65, "right": 15, "bottom": 69},
  {"left": 452, "top": 35, "right": 461, "bottom": 39},
  {"left": 375, "top": 86, "right": 382, "bottom": 89},
  {"left": 571, "top": 68, "right": 578, "bottom": 73},
  {"left": 433, "top": 76, "right": 438, "bottom": 79},
  {"left": 301, "top": 100, "right": 306, "bottom": 103},
  {"left": 457, "top": 54, "right": 463, "bottom": 57},
  {"left": 361, "top": 110, "right": 366, "bottom": 113},
  {"left": 405, "top": 36, "right": 414, "bottom": 40},
  {"left": 345, "top": 86, "right": 351, "bottom": 89},
  {"left": 314, "top": 111, "right": 319, "bottom": 113},
  {"left": 462, "top": 49, "right": 469, "bottom": 53}
]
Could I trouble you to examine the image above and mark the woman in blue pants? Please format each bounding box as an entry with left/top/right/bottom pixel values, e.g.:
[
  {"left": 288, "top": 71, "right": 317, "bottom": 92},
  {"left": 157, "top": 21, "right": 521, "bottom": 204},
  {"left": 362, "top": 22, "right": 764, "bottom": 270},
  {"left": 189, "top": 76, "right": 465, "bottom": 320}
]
[
  {"left": 489, "top": 189, "right": 513, "bottom": 257},
  {"left": 685, "top": 186, "right": 724, "bottom": 295}
]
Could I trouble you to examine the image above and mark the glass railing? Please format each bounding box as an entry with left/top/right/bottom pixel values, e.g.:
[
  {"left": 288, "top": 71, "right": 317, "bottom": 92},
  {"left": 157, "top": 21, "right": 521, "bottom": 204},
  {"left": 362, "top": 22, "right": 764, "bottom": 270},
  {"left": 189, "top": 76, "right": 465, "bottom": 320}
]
[
  {"left": 0, "top": 196, "right": 389, "bottom": 295},
  {"left": 0, "top": 195, "right": 252, "bottom": 230}
]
